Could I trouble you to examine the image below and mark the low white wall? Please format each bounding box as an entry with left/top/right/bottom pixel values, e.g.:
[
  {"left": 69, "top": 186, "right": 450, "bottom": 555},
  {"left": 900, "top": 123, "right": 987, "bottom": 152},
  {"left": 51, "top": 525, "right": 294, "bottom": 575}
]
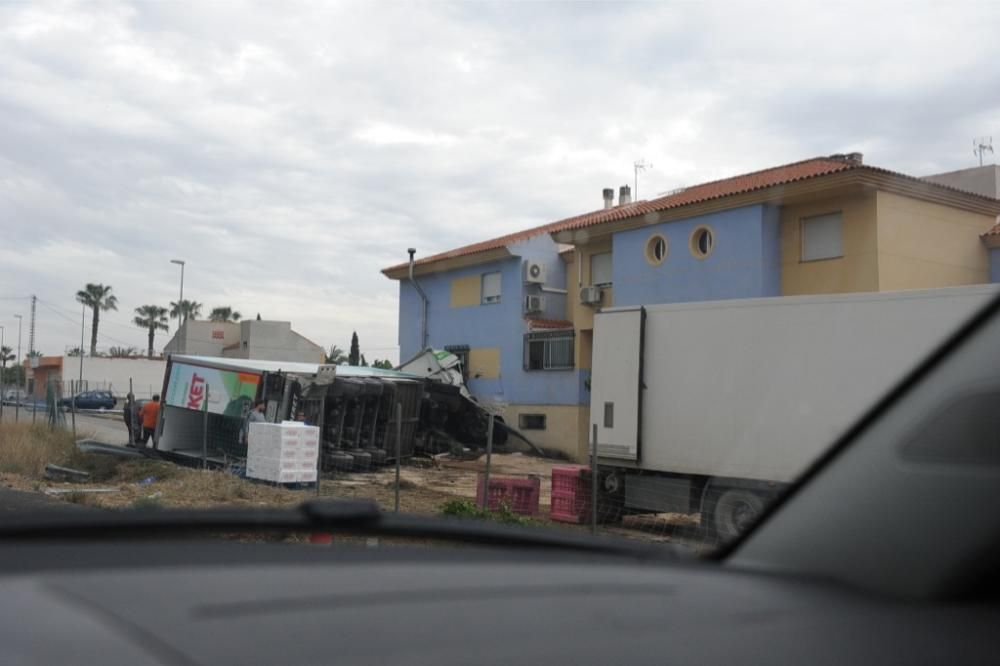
[{"left": 73, "top": 357, "right": 168, "bottom": 399}]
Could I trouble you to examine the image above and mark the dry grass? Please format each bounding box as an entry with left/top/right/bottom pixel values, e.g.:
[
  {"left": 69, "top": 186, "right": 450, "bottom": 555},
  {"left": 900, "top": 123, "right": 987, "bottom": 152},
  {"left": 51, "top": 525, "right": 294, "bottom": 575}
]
[{"left": 0, "top": 423, "right": 77, "bottom": 476}]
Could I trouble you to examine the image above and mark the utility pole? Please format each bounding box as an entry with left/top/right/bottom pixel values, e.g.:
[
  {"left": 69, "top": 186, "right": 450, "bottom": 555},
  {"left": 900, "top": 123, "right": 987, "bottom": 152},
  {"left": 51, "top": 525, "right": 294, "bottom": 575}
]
[
  {"left": 79, "top": 303, "right": 85, "bottom": 395},
  {"left": 0, "top": 325, "right": 5, "bottom": 420},
  {"left": 14, "top": 314, "right": 21, "bottom": 422},
  {"left": 27, "top": 295, "right": 36, "bottom": 360},
  {"left": 171, "top": 259, "right": 186, "bottom": 355}
]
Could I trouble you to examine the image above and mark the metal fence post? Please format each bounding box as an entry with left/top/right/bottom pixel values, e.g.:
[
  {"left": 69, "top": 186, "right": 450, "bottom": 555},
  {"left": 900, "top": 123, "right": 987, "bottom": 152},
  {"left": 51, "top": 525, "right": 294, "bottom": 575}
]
[
  {"left": 201, "top": 385, "right": 209, "bottom": 469},
  {"left": 591, "top": 423, "right": 599, "bottom": 534},
  {"left": 70, "top": 379, "right": 76, "bottom": 438},
  {"left": 394, "top": 402, "right": 402, "bottom": 513},
  {"left": 127, "top": 378, "right": 135, "bottom": 447},
  {"left": 481, "top": 413, "right": 495, "bottom": 511},
  {"left": 315, "top": 394, "right": 325, "bottom": 497}
]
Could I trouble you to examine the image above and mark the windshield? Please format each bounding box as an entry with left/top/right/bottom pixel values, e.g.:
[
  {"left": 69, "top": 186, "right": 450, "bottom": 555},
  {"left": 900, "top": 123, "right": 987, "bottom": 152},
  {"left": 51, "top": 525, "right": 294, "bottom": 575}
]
[{"left": 1, "top": 1, "right": 999, "bottom": 557}]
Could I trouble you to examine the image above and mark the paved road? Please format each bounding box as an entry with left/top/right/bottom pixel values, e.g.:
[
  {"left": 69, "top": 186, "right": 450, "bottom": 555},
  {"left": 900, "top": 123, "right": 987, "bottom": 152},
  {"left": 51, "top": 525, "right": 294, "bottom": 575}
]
[{"left": 1, "top": 408, "right": 129, "bottom": 446}]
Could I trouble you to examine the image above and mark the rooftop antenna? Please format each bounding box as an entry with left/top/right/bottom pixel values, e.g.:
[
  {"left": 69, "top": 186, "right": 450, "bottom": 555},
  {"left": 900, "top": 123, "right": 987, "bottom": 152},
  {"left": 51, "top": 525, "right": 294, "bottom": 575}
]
[
  {"left": 634, "top": 159, "right": 652, "bottom": 199},
  {"left": 974, "top": 137, "right": 993, "bottom": 167}
]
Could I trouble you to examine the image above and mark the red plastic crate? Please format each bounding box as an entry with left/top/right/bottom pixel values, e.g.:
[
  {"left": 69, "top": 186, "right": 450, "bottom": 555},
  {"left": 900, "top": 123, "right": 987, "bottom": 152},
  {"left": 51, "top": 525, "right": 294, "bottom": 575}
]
[
  {"left": 551, "top": 465, "right": 590, "bottom": 494},
  {"left": 550, "top": 465, "right": 592, "bottom": 524},
  {"left": 475, "top": 475, "right": 541, "bottom": 516}
]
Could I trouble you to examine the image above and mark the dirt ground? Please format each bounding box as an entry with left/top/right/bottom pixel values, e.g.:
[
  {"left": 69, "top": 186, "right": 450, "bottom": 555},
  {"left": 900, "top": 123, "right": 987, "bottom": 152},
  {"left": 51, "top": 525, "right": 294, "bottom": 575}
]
[{"left": 0, "top": 449, "right": 708, "bottom": 552}]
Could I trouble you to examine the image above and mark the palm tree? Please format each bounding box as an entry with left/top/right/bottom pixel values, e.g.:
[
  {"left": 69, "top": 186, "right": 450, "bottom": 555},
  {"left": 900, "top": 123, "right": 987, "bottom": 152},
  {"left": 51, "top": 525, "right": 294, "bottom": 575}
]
[
  {"left": 169, "top": 300, "right": 202, "bottom": 324},
  {"left": 109, "top": 345, "right": 139, "bottom": 358},
  {"left": 75, "top": 283, "right": 118, "bottom": 356},
  {"left": 1, "top": 345, "right": 13, "bottom": 368},
  {"left": 209, "top": 306, "right": 242, "bottom": 322},
  {"left": 326, "top": 345, "right": 347, "bottom": 365},
  {"left": 133, "top": 305, "right": 169, "bottom": 359}
]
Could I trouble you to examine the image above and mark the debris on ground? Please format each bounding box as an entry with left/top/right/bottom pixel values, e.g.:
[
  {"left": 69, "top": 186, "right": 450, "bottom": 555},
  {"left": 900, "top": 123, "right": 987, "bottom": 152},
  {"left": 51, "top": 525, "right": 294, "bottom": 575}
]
[{"left": 44, "top": 464, "right": 91, "bottom": 483}]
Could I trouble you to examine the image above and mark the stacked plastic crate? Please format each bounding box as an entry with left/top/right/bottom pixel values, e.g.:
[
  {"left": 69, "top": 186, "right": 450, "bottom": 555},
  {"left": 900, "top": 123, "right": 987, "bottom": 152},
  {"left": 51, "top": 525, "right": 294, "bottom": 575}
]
[
  {"left": 549, "top": 465, "right": 591, "bottom": 523},
  {"left": 475, "top": 475, "right": 541, "bottom": 516},
  {"left": 247, "top": 422, "right": 320, "bottom": 484}
]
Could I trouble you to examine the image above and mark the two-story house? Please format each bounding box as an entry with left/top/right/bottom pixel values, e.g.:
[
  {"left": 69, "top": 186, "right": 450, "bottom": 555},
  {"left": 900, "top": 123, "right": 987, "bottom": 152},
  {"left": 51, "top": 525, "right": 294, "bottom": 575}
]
[{"left": 384, "top": 153, "right": 1000, "bottom": 460}]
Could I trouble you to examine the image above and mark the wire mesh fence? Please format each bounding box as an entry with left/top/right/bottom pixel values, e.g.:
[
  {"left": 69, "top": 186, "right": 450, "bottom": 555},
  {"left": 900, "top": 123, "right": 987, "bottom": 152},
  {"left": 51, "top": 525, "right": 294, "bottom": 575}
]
[{"left": 18, "top": 370, "right": 721, "bottom": 554}]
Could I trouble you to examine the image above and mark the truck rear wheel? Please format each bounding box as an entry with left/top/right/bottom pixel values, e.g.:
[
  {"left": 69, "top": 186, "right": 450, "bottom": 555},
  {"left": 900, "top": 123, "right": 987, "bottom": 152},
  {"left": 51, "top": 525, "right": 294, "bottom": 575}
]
[{"left": 712, "top": 488, "right": 765, "bottom": 541}]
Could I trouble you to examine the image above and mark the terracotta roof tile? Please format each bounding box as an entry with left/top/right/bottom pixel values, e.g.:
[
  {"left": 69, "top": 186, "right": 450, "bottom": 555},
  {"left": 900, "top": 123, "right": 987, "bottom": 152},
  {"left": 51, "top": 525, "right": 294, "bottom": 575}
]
[
  {"left": 983, "top": 222, "right": 1000, "bottom": 238},
  {"left": 384, "top": 154, "right": 1000, "bottom": 275},
  {"left": 525, "top": 317, "right": 574, "bottom": 330}
]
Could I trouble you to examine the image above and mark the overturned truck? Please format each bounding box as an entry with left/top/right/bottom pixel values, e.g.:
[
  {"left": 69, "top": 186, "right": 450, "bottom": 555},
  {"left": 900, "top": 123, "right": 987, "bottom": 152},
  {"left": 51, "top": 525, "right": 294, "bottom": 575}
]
[{"left": 151, "top": 353, "right": 518, "bottom": 471}]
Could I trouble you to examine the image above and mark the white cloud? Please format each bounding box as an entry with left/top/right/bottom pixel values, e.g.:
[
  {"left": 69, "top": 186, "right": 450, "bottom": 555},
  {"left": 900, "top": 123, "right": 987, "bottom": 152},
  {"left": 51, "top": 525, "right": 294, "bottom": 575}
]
[{"left": 1, "top": 0, "right": 999, "bottom": 362}]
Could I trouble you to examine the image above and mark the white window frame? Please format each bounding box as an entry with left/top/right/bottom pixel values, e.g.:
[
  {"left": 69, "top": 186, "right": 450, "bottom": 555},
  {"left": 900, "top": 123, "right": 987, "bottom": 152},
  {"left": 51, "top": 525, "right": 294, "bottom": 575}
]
[
  {"left": 801, "top": 212, "right": 844, "bottom": 262},
  {"left": 591, "top": 252, "right": 613, "bottom": 287},
  {"left": 523, "top": 331, "right": 575, "bottom": 371},
  {"left": 481, "top": 272, "right": 502, "bottom": 305}
]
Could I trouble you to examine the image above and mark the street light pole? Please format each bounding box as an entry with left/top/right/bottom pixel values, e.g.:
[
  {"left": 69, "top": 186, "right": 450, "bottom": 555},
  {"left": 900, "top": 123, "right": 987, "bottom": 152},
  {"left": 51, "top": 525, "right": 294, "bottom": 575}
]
[
  {"left": 171, "top": 259, "right": 186, "bottom": 355},
  {"left": 14, "top": 314, "right": 22, "bottom": 423}
]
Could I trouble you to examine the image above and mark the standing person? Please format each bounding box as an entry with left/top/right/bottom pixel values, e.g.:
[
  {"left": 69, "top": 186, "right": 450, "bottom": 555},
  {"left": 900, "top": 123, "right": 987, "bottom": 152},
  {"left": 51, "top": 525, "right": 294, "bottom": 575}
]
[
  {"left": 122, "top": 392, "right": 137, "bottom": 445},
  {"left": 138, "top": 394, "right": 161, "bottom": 445},
  {"left": 242, "top": 400, "right": 266, "bottom": 446}
]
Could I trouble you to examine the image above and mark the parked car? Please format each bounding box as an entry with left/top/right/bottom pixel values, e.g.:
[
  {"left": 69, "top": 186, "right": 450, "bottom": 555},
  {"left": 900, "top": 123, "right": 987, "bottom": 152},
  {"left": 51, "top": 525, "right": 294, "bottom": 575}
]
[{"left": 60, "top": 390, "right": 116, "bottom": 410}]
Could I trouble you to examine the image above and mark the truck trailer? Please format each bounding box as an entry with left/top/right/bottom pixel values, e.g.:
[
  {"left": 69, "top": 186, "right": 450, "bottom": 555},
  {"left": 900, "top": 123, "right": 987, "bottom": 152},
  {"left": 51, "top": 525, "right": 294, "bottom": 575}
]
[{"left": 589, "top": 285, "right": 999, "bottom": 538}]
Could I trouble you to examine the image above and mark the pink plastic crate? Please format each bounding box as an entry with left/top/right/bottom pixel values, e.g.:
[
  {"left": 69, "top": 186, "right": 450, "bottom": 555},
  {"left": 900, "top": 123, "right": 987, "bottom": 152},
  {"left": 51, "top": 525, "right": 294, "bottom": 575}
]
[
  {"left": 551, "top": 465, "right": 590, "bottom": 494},
  {"left": 475, "top": 475, "right": 541, "bottom": 516},
  {"left": 550, "top": 465, "right": 592, "bottom": 524}
]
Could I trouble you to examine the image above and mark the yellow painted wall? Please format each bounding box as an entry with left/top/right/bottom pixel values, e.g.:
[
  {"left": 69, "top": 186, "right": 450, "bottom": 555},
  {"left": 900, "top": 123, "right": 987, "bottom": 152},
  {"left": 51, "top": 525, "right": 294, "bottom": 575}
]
[
  {"left": 876, "top": 191, "right": 993, "bottom": 290},
  {"left": 450, "top": 275, "right": 481, "bottom": 308},
  {"left": 571, "top": 239, "right": 613, "bottom": 367},
  {"left": 505, "top": 404, "right": 588, "bottom": 461},
  {"left": 780, "top": 191, "right": 879, "bottom": 295},
  {"left": 467, "top": 347, "right": 500, "bottom": 379}
]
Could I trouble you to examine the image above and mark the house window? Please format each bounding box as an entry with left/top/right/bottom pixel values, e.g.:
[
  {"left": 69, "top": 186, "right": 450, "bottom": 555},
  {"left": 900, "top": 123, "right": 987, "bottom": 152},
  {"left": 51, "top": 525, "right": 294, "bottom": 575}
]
[
  {"left": 801, "top": 212, "right": 844, "bottom": 261},
  {"left": 645, "top": 234, "right": 668, "bottom": 266},
  {"left": 518, "top": 413, "right": 547, "bottom": 430},
  {"left": 444, "top": 345, "right": 469, "bottom": 381},
  {"left": 481, "top": 272, "right": 502, "bottom": 304},
  {"left": 591, "top": 252, "right": 613, "bottom": 286},
  {"left": 689, "top": 226, "right": 715, "bottom": 259},
  {"left": 523, "top": 331, "right": 574, "bottom": 370}
]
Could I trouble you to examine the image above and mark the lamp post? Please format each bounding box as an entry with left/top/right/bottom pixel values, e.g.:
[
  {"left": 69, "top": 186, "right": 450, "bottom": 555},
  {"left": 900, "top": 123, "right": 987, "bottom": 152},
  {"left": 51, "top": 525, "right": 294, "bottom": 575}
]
[
  {"left": 171, "top": 259, "right": 185, "bottom": 354},
  {"left": 14, "top": 314, "right": 22, "bottom": 423}
]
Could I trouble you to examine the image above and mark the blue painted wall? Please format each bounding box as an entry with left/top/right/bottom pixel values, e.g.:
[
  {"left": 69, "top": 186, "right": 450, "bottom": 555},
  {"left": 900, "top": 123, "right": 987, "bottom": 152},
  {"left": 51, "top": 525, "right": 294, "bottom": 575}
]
[
  {"left": 991, "top": 248, "right": 1000, "bottom": 284},
  {"left": 612, "top": 204, "right": 782, "bottom": 306},
  {"left": 397, "top": 235, "right": 580, "bottom": 406}
]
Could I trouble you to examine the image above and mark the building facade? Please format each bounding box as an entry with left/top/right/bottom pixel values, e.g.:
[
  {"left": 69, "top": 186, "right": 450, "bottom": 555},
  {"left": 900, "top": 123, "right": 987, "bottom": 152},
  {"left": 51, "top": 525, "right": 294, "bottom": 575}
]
[
  {"left": 163, "top": 320, "right": 324, "bottom": 364},
  {"left": 386, "top": 154, "right": 1000, "bottom": 460}
]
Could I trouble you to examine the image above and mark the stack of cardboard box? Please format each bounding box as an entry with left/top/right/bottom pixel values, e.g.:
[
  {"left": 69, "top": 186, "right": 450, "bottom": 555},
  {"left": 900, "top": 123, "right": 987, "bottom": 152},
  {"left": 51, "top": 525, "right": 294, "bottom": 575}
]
[{"left": 247, "top": 422, "right": 320, "bottom": 483}]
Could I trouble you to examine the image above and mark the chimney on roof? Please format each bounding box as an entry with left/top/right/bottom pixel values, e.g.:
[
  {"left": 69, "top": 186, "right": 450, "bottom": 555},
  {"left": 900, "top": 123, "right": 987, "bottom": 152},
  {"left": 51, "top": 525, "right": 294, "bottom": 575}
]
[
  {"left": 619, "top": 184, "right": 632, "bottom": 206},
  {"left": 602, "top": 188, "right": 614, "bottom": 209},
  {"left": 830, "top": 152, "right": 864, "bottom": 165}
]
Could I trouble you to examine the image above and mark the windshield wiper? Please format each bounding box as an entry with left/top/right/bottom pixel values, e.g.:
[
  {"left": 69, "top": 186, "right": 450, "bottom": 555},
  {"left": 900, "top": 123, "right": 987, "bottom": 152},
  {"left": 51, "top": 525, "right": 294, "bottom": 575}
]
[{"left": 0, "top": 500, "right": 681, "bottom": 560}]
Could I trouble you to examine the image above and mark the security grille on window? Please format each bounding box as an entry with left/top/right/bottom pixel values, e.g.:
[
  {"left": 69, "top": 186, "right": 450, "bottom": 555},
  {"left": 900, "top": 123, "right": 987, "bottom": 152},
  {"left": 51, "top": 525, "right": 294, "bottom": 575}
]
[
  {"left": 523, "top": 330, "right": 574, "bottom": 370},
  {"left": 481, "top": 272, "right": 502, "bottom": 304},
  {"left": 801, "top": 212, "right": 843, "bottom": 261},
  {"left": 444, "top": 345, "right": 469, "bottom": 381},
  {"left": 518, "top": 413, "right": 547, "bottom": 430},
  {"left": 590, "top": 252, "right": 613, "bottom": 286}
]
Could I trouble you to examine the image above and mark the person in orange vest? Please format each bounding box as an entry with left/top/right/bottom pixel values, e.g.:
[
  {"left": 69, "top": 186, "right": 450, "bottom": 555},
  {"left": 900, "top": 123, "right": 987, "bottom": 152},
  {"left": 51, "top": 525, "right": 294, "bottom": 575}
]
[{"left": 138, "top": 394, "right": 161, "bottom": 444}]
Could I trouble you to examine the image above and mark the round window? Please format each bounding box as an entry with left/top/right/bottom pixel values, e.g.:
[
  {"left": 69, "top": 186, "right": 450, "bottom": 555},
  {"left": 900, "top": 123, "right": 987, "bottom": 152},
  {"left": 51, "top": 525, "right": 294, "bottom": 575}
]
[
  {"left": 690, "top": 226, "right": 714, "bottom": 259},
  {"left": 645, "top": 234, "right": 668, "bottom": 266}
]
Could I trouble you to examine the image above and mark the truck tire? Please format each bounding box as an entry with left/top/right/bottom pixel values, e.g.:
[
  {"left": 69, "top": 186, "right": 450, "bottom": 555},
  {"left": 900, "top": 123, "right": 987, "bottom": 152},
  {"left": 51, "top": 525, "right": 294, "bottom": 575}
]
[{"left": 711, "top": 488, "right": 765, "bottom": 541}]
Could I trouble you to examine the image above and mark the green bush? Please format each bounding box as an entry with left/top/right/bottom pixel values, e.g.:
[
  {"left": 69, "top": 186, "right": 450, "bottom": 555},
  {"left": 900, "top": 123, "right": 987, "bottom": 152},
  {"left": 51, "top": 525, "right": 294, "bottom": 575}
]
[{"left": 438, "top": 498, "right": 536, "bottom": 526}]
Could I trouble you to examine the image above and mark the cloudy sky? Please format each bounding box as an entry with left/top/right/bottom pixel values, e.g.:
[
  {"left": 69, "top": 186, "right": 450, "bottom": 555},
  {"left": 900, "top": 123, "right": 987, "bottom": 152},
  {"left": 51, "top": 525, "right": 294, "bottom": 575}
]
[{"left": 2, "top": 0, "right": 998, "bottom": 362}]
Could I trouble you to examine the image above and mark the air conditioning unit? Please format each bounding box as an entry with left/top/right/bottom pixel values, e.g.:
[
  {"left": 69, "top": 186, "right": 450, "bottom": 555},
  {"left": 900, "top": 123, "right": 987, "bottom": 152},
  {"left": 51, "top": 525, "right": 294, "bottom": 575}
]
[
  {"left": 523, "top": 260, "right": 547, "bottom": 284},
  {"left": 579, "top": 285, "right": 603, "bottom": 305},
  {"left": 524, "top": 294, "right": 545, "bottom": 314}
]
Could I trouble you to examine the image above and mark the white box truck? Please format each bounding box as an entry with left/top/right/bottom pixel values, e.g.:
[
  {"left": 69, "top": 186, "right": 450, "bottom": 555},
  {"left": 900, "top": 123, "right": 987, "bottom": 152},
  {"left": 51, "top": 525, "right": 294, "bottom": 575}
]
[{"left": 589, "top": 286, "right": 999, "bottom": 537}]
